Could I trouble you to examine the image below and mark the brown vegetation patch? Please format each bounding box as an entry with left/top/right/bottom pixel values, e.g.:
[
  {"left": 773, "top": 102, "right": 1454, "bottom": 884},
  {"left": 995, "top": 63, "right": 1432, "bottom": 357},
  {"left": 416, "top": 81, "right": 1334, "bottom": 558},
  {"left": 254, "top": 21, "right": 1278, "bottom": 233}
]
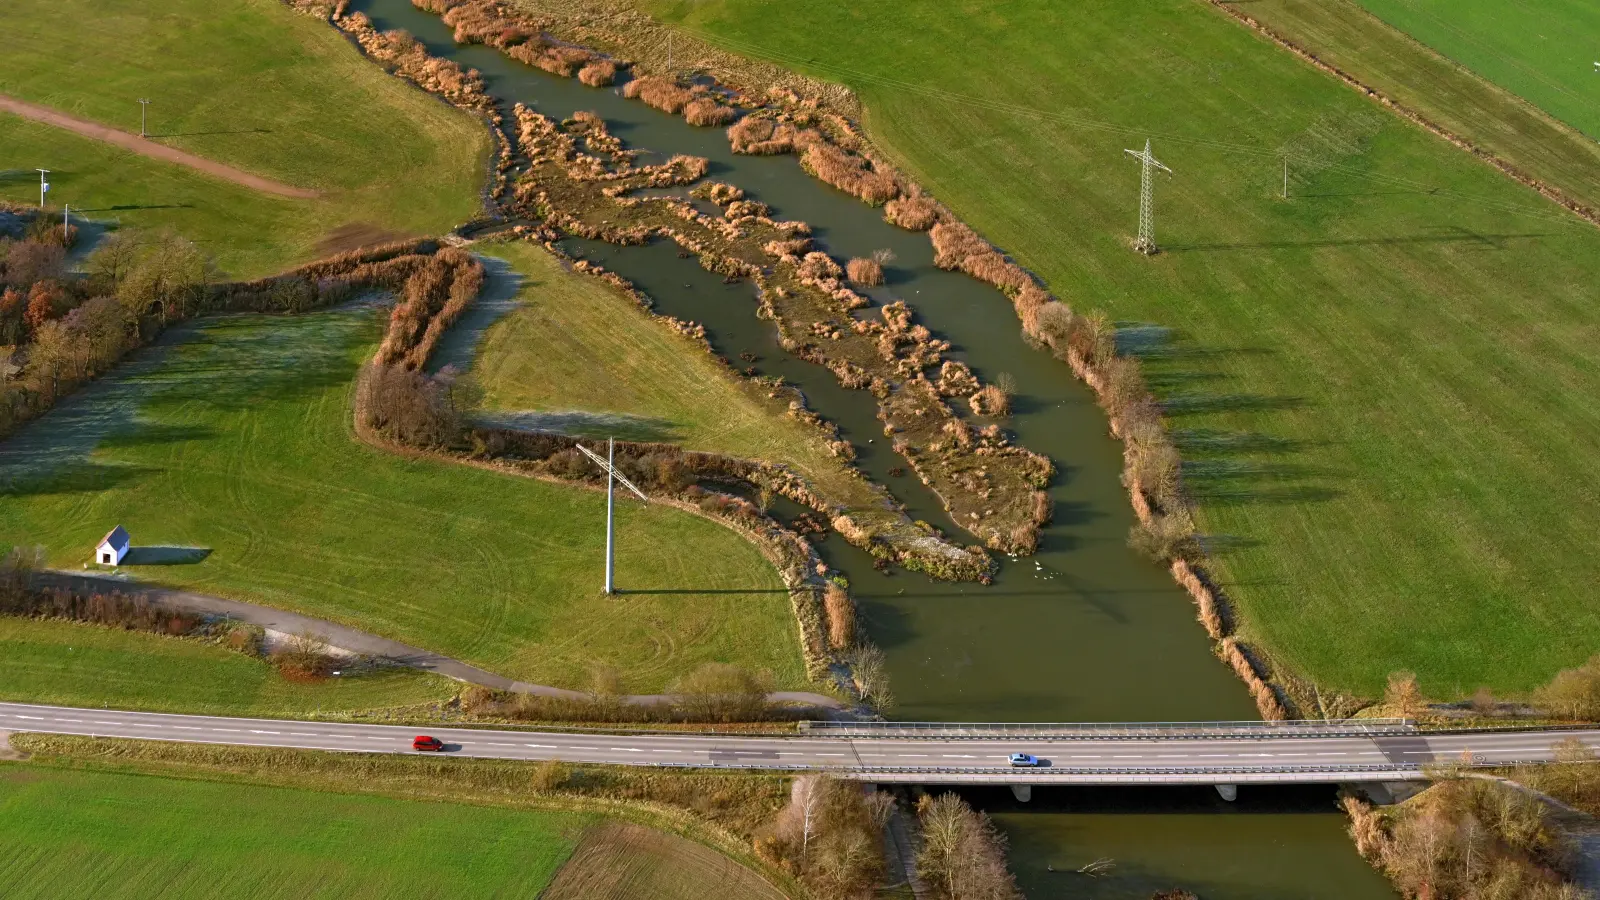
[
  {"left": 844, "top": 257, "right": 883, "bottom": 287},
  {"left": 684, "top": 97, "right": 737, "bottom": 127},
  {"left": 623, "top": 76, "right": 695, "bottom": 115},
  {"left": 544, "top": 821, "right": 787, "bottom": 900}
]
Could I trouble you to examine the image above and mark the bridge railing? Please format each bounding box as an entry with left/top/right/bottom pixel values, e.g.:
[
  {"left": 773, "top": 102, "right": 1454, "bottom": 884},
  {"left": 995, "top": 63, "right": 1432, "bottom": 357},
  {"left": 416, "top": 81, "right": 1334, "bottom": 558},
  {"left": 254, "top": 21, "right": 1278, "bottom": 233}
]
[{"left": 797, "top": 719, "right": 1417, "bottom": 740}]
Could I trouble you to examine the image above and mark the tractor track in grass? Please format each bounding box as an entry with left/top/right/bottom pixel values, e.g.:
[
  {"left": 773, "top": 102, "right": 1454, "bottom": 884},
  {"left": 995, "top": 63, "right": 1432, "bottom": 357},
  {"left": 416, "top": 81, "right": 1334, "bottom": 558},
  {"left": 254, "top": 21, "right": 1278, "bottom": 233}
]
[{"left": 0, "top": 94, "right": 320, "bottom": 200}]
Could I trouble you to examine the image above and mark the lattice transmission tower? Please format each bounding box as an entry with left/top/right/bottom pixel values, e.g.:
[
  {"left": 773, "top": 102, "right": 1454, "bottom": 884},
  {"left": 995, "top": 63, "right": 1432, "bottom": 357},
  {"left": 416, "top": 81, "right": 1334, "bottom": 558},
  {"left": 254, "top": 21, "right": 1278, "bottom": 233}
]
[{"left": 1123, "top": 139, "right": 1172, "bottom": 255}]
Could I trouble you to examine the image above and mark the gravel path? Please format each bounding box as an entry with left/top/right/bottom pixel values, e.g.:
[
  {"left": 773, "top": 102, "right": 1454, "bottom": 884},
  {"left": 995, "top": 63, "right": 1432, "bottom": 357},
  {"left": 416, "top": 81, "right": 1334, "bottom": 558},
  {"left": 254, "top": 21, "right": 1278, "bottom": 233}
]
[
  {"left": 0, "top": 94, "right": 319, "bottom": 200},
  {"left": 34, "top": 570, "right": 844, "bottom": 711}
]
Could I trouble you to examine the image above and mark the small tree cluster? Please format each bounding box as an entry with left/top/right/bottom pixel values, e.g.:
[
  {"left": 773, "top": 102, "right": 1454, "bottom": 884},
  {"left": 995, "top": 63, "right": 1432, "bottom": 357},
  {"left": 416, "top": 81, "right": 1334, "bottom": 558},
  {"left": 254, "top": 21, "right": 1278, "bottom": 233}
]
[
  {"left": 916, "top": 793, "right": 1023, "bottom": 900},
  {"left": 756, "top": 775, "right": 890, "bottom": 898},
  {"left": 1344, "top": 780, "right": 1584, "bottom": 900},
  {"left": 1533, "top": 655, "right": 1600, "bottom": 721}
]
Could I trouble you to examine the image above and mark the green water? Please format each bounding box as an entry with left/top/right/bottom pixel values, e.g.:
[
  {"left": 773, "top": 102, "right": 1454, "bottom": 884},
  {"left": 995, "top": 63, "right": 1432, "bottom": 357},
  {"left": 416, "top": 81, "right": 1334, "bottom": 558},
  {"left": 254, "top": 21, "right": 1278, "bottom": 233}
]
[{"left": 349, "top": 0, "right": 1397, "bottom": 894}]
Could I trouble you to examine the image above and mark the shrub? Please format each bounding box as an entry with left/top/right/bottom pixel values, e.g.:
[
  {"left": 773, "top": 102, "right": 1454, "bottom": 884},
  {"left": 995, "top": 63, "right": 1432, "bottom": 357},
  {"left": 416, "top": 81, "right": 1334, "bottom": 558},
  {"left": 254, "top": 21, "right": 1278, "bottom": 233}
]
[
  {"left": 1384, "top": 670, "right": 1427, "bottom": 718},
  {"left": 969, "top": 384, "right": 1010, "bottom": 418},
  {"left": 1534, "top": 655, "right": 1600, "bottom": 720},
  {"left": 799, "top": 142, "right": 899, "bottom": 206},
  {"left": 354, "top": 362, "right": 461, "bottom": 448},
  {"left": 844, "top": 257, "right": 883, "bottom": 287},
  {"left": 670, "top": 662, "right": 773, "bottom": 723},
  {"left": 760, "top": 776, "right": 888, "bottom": 898}
]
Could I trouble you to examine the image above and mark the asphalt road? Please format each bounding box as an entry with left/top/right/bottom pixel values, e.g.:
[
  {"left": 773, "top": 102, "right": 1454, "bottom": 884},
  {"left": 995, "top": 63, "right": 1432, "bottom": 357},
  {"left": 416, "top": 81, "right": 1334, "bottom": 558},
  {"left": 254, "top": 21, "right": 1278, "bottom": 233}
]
[{"left": 5, "top": 702, "right": 1598, "bottom": 784}]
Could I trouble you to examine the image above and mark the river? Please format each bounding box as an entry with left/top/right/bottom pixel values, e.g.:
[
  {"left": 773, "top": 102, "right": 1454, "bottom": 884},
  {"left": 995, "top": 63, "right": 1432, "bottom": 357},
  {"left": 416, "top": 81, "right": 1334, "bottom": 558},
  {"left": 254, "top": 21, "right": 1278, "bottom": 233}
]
[{"left": 349, "top": 0, "right": 1397, "bottom": 894}]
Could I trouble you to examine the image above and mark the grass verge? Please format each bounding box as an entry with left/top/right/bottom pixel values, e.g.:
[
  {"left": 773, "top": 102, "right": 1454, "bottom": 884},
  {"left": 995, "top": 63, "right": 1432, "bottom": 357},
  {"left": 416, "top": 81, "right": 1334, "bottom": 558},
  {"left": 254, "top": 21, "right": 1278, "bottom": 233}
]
[
  {"left": 0, "top": 615, "right": 454, "bottom": 718},
  {"left": 0, "top": 760, "right": 589, "bottom": 899},
  {"left": 0, "top": 303, "right": 807, "bottom": 694},
  {"left": 645, "top": 0, "right": 1600, "bottom": 698},
  {"left": 7, "top": 734, "right": 804, "bottom": 898},
  {"left": 0, "top": 0, "right": 487, "bottom": 276}
]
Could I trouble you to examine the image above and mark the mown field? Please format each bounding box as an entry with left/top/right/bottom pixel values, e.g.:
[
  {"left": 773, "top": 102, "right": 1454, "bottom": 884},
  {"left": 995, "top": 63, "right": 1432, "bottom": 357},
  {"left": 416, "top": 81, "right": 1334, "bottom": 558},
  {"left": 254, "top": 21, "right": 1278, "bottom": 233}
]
[
  {"left": 0, "top": 765, "right": 587, "bottom": 899},
  {"left": 1351, "top": 0, "right": 1600, "bottom": 139},
  {"left": 0, "top": 0, "right": 486, "bottom": 276},
  {"left": 541, "top": 821, "right": 787, "bottom": 900},
  {"left": 0, "top": 616, "right": 454, "bottom": 717},
  {"left": 650, "top": 0, "right": 1600, "bottom": 697},
  {"left": 0, "top": 304, "right": 807, "bottom": 694},
  {"left": 473, "top": 243, "right": 884, "bottom": 517}
]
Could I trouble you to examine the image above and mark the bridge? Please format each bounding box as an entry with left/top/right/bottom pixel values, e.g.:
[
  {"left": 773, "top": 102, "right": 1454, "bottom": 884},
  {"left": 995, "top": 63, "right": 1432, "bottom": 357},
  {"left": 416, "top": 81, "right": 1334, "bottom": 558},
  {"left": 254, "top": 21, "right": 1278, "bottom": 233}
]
[{"left": 4, "top": 703, "right": 1595, "bottom": 798}]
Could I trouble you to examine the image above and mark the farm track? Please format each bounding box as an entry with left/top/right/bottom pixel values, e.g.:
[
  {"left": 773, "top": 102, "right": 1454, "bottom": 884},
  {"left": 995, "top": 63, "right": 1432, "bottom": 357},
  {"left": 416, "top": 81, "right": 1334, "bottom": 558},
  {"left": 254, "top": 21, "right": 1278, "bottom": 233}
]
[{"left": 0, "top": 94, "right": 319, "bottom": 200}]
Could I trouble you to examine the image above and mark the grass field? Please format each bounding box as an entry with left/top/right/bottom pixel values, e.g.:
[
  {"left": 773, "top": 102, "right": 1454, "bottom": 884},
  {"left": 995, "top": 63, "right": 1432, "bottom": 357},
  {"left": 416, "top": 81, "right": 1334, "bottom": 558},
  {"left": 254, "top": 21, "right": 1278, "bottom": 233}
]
[
  {"left": 0, "top": 303, "right": 807, "bottom": 694},
  {"left": 473, "top": 242, "right": 886, "bottom": 517},
  {"left": 0, "top": 765, "right": 588, "bottom": 898},
  {"left": 0, "top": 616, "right": 454, "bottom": 717},
  {"left": 0, "top": 0, "right": 487, "bottom": 276},
  {"left": 1235, "top": 0, "right": 1600, "bottom": 216},
  {"left": 1350, "top": 0, "right": 1600, "bottom": 140},
  {"left": 649, "top": 0, "right": 1600, "bottom": 698}
]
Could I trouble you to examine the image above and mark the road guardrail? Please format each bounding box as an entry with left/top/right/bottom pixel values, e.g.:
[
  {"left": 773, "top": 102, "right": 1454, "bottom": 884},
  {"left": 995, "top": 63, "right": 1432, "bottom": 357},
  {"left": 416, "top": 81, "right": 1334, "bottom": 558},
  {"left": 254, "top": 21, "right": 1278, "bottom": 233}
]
[{"left": 798, "top": 718, "right": 1418, "bottom": 740}]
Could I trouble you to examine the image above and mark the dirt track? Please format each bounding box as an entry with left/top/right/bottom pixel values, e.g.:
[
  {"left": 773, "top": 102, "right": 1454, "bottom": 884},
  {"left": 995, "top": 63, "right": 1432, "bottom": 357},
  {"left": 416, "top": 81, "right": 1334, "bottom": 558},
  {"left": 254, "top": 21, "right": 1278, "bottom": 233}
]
[{"left": 0, "top": 94, "right": 319, "bottom": 200}]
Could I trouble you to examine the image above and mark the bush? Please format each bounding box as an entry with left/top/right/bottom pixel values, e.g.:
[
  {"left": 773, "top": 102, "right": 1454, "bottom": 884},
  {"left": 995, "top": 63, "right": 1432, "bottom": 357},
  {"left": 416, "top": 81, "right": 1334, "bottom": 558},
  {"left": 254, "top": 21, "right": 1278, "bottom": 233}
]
[
  {"left": 354, "top": 362, "right": 462, "bottom": 448},
  {"left": 684, "top": 97, "right": 736, "bottom": 127},
  {"left": 578, "top": 59, "right": 618, "bottom": 86},
  {"left": 823, "top": 582, "right": 854, "bottom": 650},
  {"left": 759, "top": 775, "right": 888, "bottom": 898}
]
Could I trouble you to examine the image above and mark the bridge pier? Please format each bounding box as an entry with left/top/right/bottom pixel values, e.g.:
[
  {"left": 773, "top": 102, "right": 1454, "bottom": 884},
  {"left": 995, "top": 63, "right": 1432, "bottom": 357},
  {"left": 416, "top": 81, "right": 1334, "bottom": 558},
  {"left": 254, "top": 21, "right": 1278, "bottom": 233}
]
[
  {"left": 1215, "top": 783, "right": 1238, "bottom": 802},
  {"left": 1010, "top": 784, "right": 1032, "bottom": 803}
]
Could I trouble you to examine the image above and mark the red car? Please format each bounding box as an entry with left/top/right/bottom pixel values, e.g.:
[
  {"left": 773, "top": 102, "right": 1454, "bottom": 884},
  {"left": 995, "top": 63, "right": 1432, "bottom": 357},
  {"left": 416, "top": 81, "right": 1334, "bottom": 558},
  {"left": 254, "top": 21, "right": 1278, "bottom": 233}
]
[{"left": 412, "top": 735, "right": 445, "bottom": 752}]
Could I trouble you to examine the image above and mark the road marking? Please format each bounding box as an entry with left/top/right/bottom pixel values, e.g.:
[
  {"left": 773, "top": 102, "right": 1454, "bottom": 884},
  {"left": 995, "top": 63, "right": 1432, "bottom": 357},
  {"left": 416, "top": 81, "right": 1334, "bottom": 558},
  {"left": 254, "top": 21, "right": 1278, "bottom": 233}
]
[
  {"left": 943, "top": 755, "right": 978, "bottom": 759},
  {"left": 571, "top": 746, "right": 601, "bottom": 751},
  {"left": 172, "top": 726, "right": 204, "bottom": 731},
  {"left": 898, "top": 754, "right": 930, "bottom": 758},
  {"left": 210, "top": 728, "right": 242, "bottom": 733},
  {"left": 288, "top": 733, "right": 318, "bottom": 737},
  {"left": 249, "top": 730, "right": 280, "bottom": 735},
  {"left": 12, "top": 715, "right": 42, "bottom": 720},
  {"left": 92, "top": 720, "right": 121, "bottom": 725},
  {"left": 486, "top": 743, "right": 517, "bottom": 748},
  {"left": 610, "top": 748, "right": 644, "bottom": 753}
]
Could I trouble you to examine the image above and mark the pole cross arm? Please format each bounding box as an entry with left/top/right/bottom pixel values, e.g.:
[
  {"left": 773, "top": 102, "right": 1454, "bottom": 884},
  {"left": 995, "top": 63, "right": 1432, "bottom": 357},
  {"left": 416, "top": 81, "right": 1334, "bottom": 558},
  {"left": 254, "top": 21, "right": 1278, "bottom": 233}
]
[{"left": 574, "top": 443, "right": 650, "bottom": 502}]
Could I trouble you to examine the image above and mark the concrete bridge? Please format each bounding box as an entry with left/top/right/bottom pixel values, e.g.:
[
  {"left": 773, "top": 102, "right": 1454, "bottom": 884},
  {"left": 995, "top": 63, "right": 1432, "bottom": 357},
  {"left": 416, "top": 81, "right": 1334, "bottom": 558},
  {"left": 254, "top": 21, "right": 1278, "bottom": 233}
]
[{"left": 3, "top": 703, "right": 1592, "bottom": 802}]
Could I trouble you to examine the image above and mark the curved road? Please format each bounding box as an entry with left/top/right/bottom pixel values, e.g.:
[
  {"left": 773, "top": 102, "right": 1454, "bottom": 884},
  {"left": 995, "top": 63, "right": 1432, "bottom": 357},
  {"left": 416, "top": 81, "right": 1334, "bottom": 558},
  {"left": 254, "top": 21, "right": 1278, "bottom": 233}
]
[{"left": 4, "top": 702, "right": 1598, "bottom": 785}]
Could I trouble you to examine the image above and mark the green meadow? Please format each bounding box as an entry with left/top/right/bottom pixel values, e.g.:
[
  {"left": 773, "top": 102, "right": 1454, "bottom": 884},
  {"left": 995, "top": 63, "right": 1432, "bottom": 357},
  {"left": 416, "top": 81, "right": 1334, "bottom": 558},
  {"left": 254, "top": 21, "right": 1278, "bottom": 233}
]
[
  {"left": 0, "top": 304, "right": 806, "bottom": 694},
  {"left": 652, "top": 0, "right": 1600, "bottom": 697}
]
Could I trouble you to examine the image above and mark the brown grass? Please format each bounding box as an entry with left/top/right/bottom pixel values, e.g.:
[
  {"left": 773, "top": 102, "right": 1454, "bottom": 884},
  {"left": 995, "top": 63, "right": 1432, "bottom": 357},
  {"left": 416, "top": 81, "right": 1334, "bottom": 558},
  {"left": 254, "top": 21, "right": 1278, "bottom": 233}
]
[
  {"left": 823, "top": 582, "right": 854, "bottom": 650},
  {"left": 884, "top": 194, "right": 938, "bottom": 231},
  {"left": 578, "top": 59, "right": 619, "bottom": 86},
  {"left": 542, "top": 821, "right": 789, "bottom": 900},
  {"left": 622, "top": 76, "right": 695, "bottom": 115},
  {"left": 798, "top": 143, "right": 899, "bottom": 206},
  {"left": 844, "top": 257, "right": 883, "bottom": 287},
  {"left": 684, "top": 98, "right": 737, "bottom": 127},
  {"left": 969, "top": 383, "right": 1010, "bottom": 418}
]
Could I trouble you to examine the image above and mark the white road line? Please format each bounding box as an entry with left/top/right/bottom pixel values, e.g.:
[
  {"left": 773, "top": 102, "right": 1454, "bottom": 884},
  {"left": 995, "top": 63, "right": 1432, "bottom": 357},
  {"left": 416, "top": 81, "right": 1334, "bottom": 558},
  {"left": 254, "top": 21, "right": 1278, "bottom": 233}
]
[
  {"left": 12, "top": 715, "right": 42, "bottom": 720},
  {"left": 571, "top": 746, "right": 601, "bottom": 751},
  {"left": 525, "top": 744, "right": 556, "bottom": 749},
  {"left": 609, "top": 748, "right": 644, "bottom": 753},
  {"left": 249, "top": 730, "right": 280, "bottom": 735},
  {"left": 288, "top": 733, "right": 318, "bottom": 737},
  {"left": 172, "top": 726, "right": 204, "bottom": 731}
]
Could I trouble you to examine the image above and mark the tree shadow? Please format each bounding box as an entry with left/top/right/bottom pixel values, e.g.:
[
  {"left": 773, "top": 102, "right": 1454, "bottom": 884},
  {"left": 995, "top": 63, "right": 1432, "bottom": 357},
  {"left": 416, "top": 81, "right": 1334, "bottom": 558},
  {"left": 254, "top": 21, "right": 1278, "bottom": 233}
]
[
  {"left": 0, "top": 461, "right": 157, "bottom": 497},
  {"left": 618, "top": 587, "right": 791, "bottom": 596},
  {"left": 1162, "top": 229, "right": 1549, "bottom": 253},
  {"left": 150, "top": 129, "right": 270, "bottom": 138},
  {"left": 123, "top": 546, "right": 212, "bottom": 565}
]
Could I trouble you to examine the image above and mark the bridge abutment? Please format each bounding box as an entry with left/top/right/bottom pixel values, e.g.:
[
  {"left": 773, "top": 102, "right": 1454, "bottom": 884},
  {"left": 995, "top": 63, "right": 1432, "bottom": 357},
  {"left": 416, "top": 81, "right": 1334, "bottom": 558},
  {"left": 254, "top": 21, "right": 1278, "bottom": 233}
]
[
  {"left": 1215, "top": 783, "right": 1238, "bottom": 802},
  {"left": 1010, "top": 784, "right": 1032, "bottom": 803}
]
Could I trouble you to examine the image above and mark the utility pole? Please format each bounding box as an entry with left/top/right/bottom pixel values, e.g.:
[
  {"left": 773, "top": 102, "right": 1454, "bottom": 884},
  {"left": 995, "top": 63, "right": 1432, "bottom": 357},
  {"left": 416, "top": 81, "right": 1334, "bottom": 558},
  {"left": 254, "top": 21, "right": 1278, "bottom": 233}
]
[
  {"left": 1123, "top": 139, "right": 1172, "bottom": 255},
  {"left": 62, "top": 204, "right": 69, "bottom": 241},
  {"left": 138, "top": 98, "right": 151, "bottom": 138},
  {"left": 35, "top": 169, "right": 49, "bottom": 208},
  {"left": 575, "top": 439, "right": 649, "bottom": 594}
]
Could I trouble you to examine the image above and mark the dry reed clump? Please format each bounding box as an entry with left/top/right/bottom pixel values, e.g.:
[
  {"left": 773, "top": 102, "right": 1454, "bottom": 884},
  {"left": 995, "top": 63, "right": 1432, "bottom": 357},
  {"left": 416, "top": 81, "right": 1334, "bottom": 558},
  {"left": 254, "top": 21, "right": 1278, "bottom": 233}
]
[
  {"left": 577, "top": 59, "right": 618, "bottom": 86},
  {"left": 884, "top": 193, "right": 939, "bottom": 231},
  {"left": 1171, "top": 559, "right": 1226, "bottom": 640},
  {"left": 928, "top": 220, "right": 1033, "bottom": 295},
  {"left": 799, "top": 142, "right": 899, "bottom": 206},
  {"left": 622, "top": 75, "right": 695, "bottom": 115},
  {"left": 683, "top": 97, "right": 737, "bottom": 127},
  {"left": 1219, "top": 638, "right": 1289, "bottom": 721},
  {"left": 823, "top": 582, "right": 854, "bottom": 650},
  {"left": 845, "top": 257, "right": 883, "bottom": 287},
  {"left": 969, "top": 383, "right": 1010, "bottom": 418},
  {"left": 727, "top": 116, "right": 806, "bottom": 155}
]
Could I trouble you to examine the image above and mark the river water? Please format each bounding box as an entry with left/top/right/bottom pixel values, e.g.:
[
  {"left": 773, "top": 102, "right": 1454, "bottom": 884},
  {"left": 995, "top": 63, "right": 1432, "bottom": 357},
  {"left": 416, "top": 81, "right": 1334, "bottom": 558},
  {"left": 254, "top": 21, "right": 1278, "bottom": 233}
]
[{"left": 350, "top": 0, "right": 1396, "bottom": 894}]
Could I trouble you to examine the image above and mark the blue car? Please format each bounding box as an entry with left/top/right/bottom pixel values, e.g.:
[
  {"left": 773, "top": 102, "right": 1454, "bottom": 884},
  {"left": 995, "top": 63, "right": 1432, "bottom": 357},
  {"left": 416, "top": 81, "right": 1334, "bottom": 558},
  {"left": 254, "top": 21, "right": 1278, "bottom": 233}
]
[{"left": 1009, "top": 753, "right": 1042, "bottom": 767}]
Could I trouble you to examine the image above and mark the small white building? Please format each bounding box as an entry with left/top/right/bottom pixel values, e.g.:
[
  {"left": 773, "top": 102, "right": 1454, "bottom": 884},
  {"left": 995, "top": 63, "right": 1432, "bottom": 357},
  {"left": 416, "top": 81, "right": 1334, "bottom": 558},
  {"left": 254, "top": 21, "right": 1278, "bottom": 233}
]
[{"left": 96, "top": 526, "right": 131, "bottom": 566}]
